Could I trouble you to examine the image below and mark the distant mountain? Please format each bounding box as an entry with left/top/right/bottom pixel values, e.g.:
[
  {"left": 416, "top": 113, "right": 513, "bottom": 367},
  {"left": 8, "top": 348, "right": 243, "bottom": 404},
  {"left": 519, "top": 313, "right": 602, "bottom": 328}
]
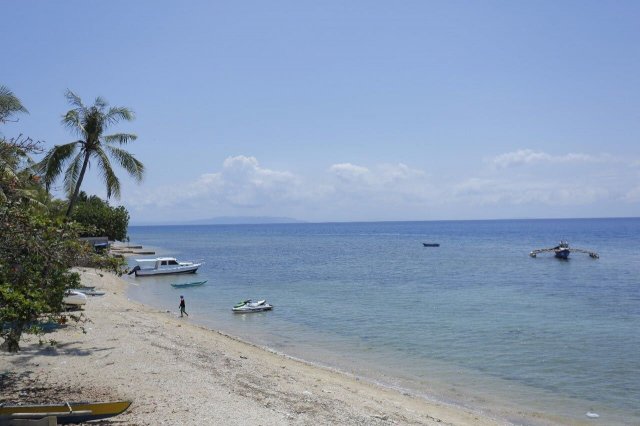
[{"left": 184, "top": 216, "right": 306, "bottom": 225}]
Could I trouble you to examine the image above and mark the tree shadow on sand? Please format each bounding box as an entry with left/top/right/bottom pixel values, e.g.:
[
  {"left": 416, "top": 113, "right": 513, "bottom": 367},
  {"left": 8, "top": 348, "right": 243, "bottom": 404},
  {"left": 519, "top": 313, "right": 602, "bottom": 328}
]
[{"left": 3, "top": 341, "right": 116, "bottom": 365}]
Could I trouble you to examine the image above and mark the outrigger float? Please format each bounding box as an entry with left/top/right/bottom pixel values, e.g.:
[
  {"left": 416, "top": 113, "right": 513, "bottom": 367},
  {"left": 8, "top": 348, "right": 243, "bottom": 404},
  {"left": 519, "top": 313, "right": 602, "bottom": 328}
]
[{"left": 529, "top": 241, "right": 599, "bottom": 259}]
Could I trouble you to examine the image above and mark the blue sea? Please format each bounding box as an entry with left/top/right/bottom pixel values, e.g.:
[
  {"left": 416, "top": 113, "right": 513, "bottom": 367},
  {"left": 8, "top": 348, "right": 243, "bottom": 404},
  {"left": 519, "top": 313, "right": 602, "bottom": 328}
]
[{"left": 125, "top": 218, "right": 640, "bottom": 425}]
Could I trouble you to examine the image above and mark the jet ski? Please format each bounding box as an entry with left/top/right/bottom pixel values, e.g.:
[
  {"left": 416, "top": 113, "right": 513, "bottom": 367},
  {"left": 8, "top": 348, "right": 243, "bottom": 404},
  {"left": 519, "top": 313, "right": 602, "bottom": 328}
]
[{"left": 232, "top": 299, "right": 273, "bottom": 313}]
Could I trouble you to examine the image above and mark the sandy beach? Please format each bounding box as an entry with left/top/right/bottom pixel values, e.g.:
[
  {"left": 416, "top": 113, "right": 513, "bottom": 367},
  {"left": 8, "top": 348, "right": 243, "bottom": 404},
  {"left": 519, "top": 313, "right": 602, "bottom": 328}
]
[{"left": 1, "top": 268, "right": 506, "bottom": 425}]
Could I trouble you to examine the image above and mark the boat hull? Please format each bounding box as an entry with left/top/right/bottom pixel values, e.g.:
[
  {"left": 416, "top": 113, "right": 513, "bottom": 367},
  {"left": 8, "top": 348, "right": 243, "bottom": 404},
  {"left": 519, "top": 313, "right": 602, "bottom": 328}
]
[
  {"left": 554, "top": 249, "right": 570, "bottom": 259},
  {"left": 232, "top": 305, "right": 273, "bottom": 313},
  {"left": 232, "top": 301, "right": 273, "bottom": 313},
  {"left": 171, "top": 280, "right": 207, "bottom": 288},
  {"left": 63, "top": 290, "right": 87, "bottom": 307},
  {"left": 135, "top": 265, "right": 200, "bottom": 276},
  {"left": 0, "top": 401, "right": 131, "bottom": 424}
]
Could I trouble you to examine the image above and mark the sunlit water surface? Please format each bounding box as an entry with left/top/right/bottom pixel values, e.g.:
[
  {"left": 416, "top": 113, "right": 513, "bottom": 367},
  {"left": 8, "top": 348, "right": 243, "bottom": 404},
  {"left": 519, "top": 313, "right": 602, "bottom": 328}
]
[{"left": 126, "top": 219, "right": 640, "bottom": 424}]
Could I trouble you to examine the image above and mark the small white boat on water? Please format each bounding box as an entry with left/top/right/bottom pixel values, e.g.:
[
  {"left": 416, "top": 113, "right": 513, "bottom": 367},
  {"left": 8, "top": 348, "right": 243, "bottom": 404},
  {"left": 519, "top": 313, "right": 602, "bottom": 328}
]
[
  {"left": 63, "top": 290, "right": 88, "bottom": 308},
  {"left": 232, "top": 299, "right": 273, "bottom": 313},
  {"left": 128, "top": 257, "right": 202, "bottom": 276}
]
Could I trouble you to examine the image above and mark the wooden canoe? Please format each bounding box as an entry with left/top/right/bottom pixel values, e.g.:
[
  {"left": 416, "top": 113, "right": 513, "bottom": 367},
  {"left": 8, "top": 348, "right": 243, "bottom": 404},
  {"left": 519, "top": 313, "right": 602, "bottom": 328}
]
[{"left": 0, "top": 400, "right": 131, "bottom": 424}]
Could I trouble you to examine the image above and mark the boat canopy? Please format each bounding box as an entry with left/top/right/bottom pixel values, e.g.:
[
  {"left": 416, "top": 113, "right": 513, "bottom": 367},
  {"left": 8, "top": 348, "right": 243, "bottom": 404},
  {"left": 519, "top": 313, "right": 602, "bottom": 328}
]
[{"left": 135, "top": 257, "right": 179, "bottom": 263}]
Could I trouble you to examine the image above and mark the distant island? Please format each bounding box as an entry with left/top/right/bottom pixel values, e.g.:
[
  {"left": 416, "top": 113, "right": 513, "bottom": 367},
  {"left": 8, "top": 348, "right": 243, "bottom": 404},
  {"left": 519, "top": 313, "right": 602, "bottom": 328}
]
[{"left": 131, "top": 216, "right": 306, "bottom": 226}]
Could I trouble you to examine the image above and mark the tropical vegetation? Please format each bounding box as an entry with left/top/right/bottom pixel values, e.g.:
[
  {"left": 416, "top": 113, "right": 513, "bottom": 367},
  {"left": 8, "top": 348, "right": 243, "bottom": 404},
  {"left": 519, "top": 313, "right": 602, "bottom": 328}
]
[
  {"left": 71, "top": 192, "right": 130, "bottom": 241},
  {"left": 1, "top": 86, "right": 140, "bottom": 351}
]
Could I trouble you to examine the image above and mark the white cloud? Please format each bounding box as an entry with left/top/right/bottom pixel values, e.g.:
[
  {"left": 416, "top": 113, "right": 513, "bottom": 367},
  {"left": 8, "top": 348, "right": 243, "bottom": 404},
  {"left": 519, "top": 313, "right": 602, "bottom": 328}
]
[
  {"left": 624, "top": 186, "right": 640, "bottom": 203},
  {"left": 328, "top": 163, "right": 371, "bottom": 183},
  {"left": 452, "top": 178, "right": 611, "bottom": 206},
  {"left": 489, "top": 149, "right": 601, "bottom": 169},
  {"left": 125, "top": 153, "right": 639, "bottom": 223},
  {"left": 129, "top": 155, "right": 302, "bottom": 210},
  {"left": 197, "top": 155, "right": 299, "bottom": 207},
  {"left": 328, "top": 162, "right": 424, "bottom": 185},
  {"left": 327, "top": 162, "right": 431, "bottom": 200}
]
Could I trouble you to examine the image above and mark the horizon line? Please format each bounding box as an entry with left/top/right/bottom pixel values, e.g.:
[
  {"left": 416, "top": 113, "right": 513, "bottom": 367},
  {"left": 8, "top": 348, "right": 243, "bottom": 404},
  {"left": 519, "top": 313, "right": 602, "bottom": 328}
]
[{"left": 129, "top": 215, "right": 640, "bottom": 227}]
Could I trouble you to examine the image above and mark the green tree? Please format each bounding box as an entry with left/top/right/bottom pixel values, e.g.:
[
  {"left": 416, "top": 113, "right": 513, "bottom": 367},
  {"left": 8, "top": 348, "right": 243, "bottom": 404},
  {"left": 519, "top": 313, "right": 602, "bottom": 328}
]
[
  {"left": 1, "top": 124, "right": 84, "bottom": 352},
  {"left": 0, "top": 202, "right": 83, "bottom": 352},
  {"left": 38, "top": 90, "right": 144, "bottom": 217},
  {"left": 72, "top": 192, "right": 130, "bottom": 241}
]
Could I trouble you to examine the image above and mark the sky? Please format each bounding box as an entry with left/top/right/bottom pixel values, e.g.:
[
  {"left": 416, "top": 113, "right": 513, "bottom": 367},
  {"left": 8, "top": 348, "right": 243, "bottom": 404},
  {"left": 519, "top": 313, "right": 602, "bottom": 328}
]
[{"left": 3, "top": 0, "right": 640, "bottom": 223}]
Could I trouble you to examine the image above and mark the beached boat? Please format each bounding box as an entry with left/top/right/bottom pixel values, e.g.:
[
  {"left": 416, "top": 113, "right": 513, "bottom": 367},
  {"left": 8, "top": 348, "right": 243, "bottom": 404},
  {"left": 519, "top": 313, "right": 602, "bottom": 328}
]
[
  {"left": 0, "top": 400, "right": 131, "bottom": 424},
  {"left": 422, "top": 243, "right": 440, "bottom": 247},
  {"left": 232, "top": 299, "right": 273, "bottom": 313},
  {"left": 63, "top": 290, "right": 87, "bottom": 307},
  {"left": 529, "top": 241, "right": 599, "bottom": 259},
  {"left": 127, "top": 257, "right": 202, "bottom": 276},
  {"left": 72, "top": 288, "right": 106, "bottom": 296},
  {"left": 171, "top": 280, "right": 207, "bottom": 288}
]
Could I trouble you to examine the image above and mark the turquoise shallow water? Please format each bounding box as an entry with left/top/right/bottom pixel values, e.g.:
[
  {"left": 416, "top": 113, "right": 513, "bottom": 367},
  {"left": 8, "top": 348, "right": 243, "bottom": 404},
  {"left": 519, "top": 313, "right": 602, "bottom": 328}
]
[{"left": 126, "top": 218, "right": 640, "bottom": 424}]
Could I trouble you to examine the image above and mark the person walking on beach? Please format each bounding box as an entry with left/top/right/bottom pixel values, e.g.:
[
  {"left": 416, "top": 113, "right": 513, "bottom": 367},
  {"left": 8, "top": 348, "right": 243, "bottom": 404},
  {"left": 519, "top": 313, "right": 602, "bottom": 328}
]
[{"left": 179, "top": 295, "right": 188, "bottom": 317}]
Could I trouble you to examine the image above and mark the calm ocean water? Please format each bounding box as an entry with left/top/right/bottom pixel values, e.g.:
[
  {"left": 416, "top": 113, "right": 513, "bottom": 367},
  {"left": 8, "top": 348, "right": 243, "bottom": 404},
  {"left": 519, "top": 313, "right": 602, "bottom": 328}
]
[{"left": 125, "top": 218, "right": 640, "bottom": 424}]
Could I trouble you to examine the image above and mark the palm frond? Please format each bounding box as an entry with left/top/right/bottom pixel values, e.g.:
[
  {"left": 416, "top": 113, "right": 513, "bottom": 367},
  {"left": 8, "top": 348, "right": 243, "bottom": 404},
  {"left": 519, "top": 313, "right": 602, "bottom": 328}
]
[
  {"left": 61, "top": 110, "right": 86, "bottom": 138},
  {"left": 64, "top": 90, "right": 85, "bottom": 110},
  {"left": 14, "top": 188, "right": 48, "bottom": 210},
  {"left": 63, "top": 151, "right": 85, "bottom": 196},
  {"left": 105, "top": 107, "right": 135, "bottom": 127},
  {"left": 94, "top": 96, "right": 108, "bottom": 111},
  {"left": 105, "top": 145, "right": 145, "bottom": 182},
  {"left": 0, "top": 85, "right": 28, "bottom": 122},
  {"left": 103, "top": 133, "right": 138, "bottom": 145},
  {"left": 94, "top": 148, "right": 121, "bottom": 199},
  {"left": 36, "top": 142, "right": 79, "bottom": 191}
]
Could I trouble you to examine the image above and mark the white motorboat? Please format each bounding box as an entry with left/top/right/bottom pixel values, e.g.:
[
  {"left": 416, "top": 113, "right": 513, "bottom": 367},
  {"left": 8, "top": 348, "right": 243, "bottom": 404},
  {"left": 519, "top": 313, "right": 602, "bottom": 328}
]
[
  {"left": 63, "top": 290, "right": 88, "bottom": 308},
  {"left": 127, "top": 257, "right": 202, "bottom": 276},
  {"left": 232, "top": 299, "right": 273, "bottom": 313}
]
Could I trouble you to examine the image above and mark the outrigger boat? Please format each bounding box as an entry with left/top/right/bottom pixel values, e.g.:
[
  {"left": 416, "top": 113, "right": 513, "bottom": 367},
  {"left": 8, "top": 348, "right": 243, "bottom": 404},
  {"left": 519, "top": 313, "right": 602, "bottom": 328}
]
[
  {"left": 0, "top": 400, "right": 131, "bottom": 424},
  {"left": 127, "top": 257, "right": 202, "bottom": 276},
  {"left": 529, "top": 241, "right": 599, "bottom": 259},
  {"left": 422, "top": 243, "right": 440, "bottom": 247},
  {"left": 232, "top": 299, "right": 273, "bottom": 313},
  {"left": 171, "top": 280, "right": 207, "bottom": 288}
]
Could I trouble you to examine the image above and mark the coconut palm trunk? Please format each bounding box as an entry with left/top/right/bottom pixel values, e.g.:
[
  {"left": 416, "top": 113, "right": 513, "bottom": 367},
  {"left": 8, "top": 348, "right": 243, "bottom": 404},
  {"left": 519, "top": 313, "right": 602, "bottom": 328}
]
[{"left": 65, "top": 149, "right": 91, "bottom": 217}]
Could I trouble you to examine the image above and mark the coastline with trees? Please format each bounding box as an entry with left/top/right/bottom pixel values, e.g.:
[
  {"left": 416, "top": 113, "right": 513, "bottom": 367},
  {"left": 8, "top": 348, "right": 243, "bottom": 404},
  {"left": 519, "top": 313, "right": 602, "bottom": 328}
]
[{"left": 1, "top": 86, "right": 140, "bottom": 352}]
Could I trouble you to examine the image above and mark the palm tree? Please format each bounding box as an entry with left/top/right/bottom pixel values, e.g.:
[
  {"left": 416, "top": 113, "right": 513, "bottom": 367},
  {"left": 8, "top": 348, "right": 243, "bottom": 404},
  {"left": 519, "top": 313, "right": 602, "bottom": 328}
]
[
  {"left": 0, "top": 86, "right": 40, "bottom": 205},
  {"left": 0, "top": 85, "right": 28, "bottom": 124},
  {"left": 38, "top": 90, "right": 144, "bottom": 216}
]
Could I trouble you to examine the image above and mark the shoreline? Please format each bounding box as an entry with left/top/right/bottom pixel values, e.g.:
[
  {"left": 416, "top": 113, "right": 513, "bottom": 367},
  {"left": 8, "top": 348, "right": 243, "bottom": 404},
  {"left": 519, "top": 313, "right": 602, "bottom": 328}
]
[{"left": 1, "top": 268, "right": 507, "bottom": 425}]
